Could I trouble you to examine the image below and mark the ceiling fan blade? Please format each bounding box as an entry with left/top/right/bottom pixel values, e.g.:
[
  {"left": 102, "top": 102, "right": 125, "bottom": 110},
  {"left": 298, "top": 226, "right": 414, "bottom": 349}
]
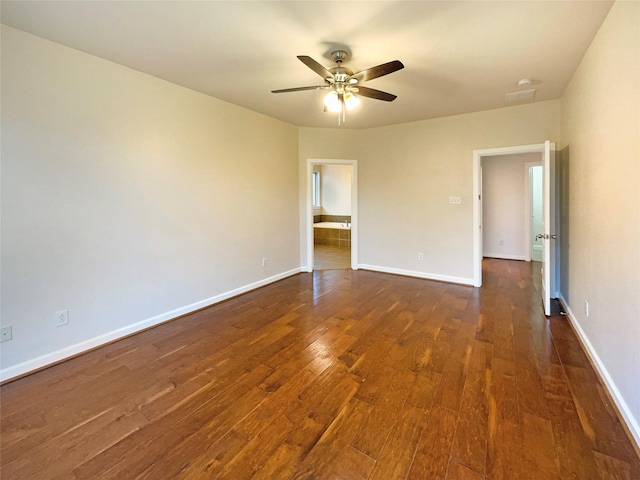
[
  {"left": 350, "top": 60, "right": 404, "bottom": 83},
  {"left": 271, "top": 85, "right": 328, "bottom": 93},
  {"left": 354, "top": 86, "right": 397, "bottom": 102},
  {"left": 297, "top": 55, "right": 334, "bottom": 80}
]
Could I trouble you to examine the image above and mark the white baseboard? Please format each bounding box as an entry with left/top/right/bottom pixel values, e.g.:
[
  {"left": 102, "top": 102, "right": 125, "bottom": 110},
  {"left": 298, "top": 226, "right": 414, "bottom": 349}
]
[
  {"left": 483, "top": 253, "right": 527, "bottom": 261},
  {"left": 0, "top": 268, "right": 303, "bottom": 382},
  {"left": 558, "top": 295, "right": 640, "bottom": 449},
  {"left": 357, "top": 264, "right": 474, "bottom": 286}
]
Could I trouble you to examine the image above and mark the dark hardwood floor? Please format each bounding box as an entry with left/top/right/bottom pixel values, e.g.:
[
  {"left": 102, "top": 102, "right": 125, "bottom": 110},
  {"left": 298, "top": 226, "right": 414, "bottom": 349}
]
[{"left": 1, "top": 259, "right": 638, "bottom": 479}]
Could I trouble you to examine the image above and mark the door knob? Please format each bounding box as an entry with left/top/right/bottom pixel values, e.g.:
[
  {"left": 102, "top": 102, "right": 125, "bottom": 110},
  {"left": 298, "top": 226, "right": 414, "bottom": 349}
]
[{"left": 536, "top": 233, "right": 557, "bottom": 240}]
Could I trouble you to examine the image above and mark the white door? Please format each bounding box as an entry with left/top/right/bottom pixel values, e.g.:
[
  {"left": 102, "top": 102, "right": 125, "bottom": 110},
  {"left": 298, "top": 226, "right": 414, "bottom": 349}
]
[{"left": 540, "top": 140, "right": 557, "bottom": 316}]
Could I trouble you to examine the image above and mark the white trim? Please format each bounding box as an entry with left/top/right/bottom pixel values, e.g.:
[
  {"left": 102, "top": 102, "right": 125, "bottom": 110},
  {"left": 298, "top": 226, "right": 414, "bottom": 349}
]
[
  {"left": 305, "top": 159, "right": 358, "bottom": 272},
  {"left": 472, "top": 151, "right": 482, "bottom": 286},
  {"left": 0, "top": 268, "right": 302, "bottom": 382},
  {"left": 358, "top": 264, "right": 474, "bottom": 286},
  {"left": 483, "top": 253, "right": 527, "bottom": 261},
  {"left": 558, "top": 295, "right": 640, "bottom": 449}
]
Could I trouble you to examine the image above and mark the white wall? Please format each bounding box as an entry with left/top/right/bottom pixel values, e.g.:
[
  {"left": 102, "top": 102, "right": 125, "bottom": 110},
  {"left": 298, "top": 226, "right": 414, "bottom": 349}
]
[
  {"left": 0, "top": 26, "right": 300, "bottom": 379},
  {"left": 482, "top": 153, "right": 542, "bottom": 260},
  {"left": 320, "top": 165, "right": 352, "bottom": 216},
  {"left": 560, "top": 0, "right": 640, "bottom": 444},
  {"left": 299, "top": 101, "right": 561, "bottom": 284}
]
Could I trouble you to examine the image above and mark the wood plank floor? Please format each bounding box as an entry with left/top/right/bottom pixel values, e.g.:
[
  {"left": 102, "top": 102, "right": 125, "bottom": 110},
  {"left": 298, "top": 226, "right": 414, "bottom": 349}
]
[{"left": 1, "top": 259, "right": 638, "bottom": 479}]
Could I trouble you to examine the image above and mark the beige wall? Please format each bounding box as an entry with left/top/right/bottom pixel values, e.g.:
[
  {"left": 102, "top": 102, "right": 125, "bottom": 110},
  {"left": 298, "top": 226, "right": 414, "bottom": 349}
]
[
  {"left": 299, "top": 101, "right": 561, "bottom": 282},
  {"left": 560, "top": 0, "right": 640, "bottom": 442},
  {"left": 1, "top": 26, "right": 300, "bottom": 378}
]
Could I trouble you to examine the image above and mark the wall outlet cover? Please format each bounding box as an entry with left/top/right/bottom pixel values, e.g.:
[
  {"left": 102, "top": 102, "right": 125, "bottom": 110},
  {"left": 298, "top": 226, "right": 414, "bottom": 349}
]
[{"left": 56, "top": 310, "right": 70, "bottom": 327}]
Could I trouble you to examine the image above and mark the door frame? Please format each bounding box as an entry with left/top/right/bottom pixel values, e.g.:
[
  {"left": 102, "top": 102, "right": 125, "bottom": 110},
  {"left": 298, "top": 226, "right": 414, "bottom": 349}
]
[
  {"left": 472, "top": 143, "right": 546, "bottom": 287},
  {"left": 305, "top": 158, "right": 358, "bottom": 272}
]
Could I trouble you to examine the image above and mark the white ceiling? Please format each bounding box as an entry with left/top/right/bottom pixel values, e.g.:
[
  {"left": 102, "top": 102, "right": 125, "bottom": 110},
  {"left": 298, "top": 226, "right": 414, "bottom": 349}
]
[{"left": 1, "top": 1, "right": 614, "bottom": 129}]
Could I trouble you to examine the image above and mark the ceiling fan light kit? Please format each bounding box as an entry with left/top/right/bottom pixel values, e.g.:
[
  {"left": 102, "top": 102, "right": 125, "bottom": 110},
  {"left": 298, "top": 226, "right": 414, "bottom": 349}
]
[
  {"left": 272, "top": 50, "right": 404, "bottom": 125},
  {"left": 323, "top": 90, "right": 360, "bottom": 113}
]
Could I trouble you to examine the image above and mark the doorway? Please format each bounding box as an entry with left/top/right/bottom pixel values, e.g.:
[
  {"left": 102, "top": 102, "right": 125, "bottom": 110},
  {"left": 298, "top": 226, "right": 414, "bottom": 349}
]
[
  {"left": 473, "top": 143, "right": 558, "bottom": 298},
  {"left": 305, "top": 159, "right": 358, "bottom": 272},
  {"left": 478, "top": 153, "right": 544, "bottom": 264}
]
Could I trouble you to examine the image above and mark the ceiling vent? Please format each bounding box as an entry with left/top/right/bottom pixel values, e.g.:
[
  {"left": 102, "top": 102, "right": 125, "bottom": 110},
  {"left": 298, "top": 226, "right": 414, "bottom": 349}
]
[{"left": 505, "top": 89, "right": 536, "bottom": 102}]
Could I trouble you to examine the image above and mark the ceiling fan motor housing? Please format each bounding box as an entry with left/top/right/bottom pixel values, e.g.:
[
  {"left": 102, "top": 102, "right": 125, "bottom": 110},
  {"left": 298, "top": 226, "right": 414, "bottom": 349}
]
[{"left": 329, "top": 66, "right": 355, "bottom": 84}]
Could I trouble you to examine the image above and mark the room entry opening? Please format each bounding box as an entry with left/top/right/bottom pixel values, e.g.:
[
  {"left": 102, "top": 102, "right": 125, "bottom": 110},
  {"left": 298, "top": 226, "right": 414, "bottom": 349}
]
[
  {"left": 480, "top": 154, "right": 543, "bottom": 263},
  {"left": 305, "top": 159, "right": 358, "bottom": 272},
  {"left": 473, "top": 142, "right": 558, "bottom": 316}
]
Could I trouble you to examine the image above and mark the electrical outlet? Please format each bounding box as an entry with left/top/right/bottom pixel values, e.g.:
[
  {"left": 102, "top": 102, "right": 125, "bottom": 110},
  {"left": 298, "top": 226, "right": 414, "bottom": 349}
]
[
  {"left": 55, "top": 310, "right": 69, "bottom": 327},
  {"left": 0, "top": 326, "right": 12, "bottom": 343},
  {"left": 418, "top": 252, "right": 424, "bottom": 260},
  {"left": 449, "top": 196, "right": 462, "bottom": 205},
  {"left": 261, "top": 258, "right": 267, "bottom": 267},
  {"left": 584, "top": 301, "right": 589, "bottom": 317}
]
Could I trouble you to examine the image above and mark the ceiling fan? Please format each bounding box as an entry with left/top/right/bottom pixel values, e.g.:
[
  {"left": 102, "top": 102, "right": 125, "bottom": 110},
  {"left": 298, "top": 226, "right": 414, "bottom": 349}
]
[{"left": 271, "top": 50, "right": 404, "bottom": 125}]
